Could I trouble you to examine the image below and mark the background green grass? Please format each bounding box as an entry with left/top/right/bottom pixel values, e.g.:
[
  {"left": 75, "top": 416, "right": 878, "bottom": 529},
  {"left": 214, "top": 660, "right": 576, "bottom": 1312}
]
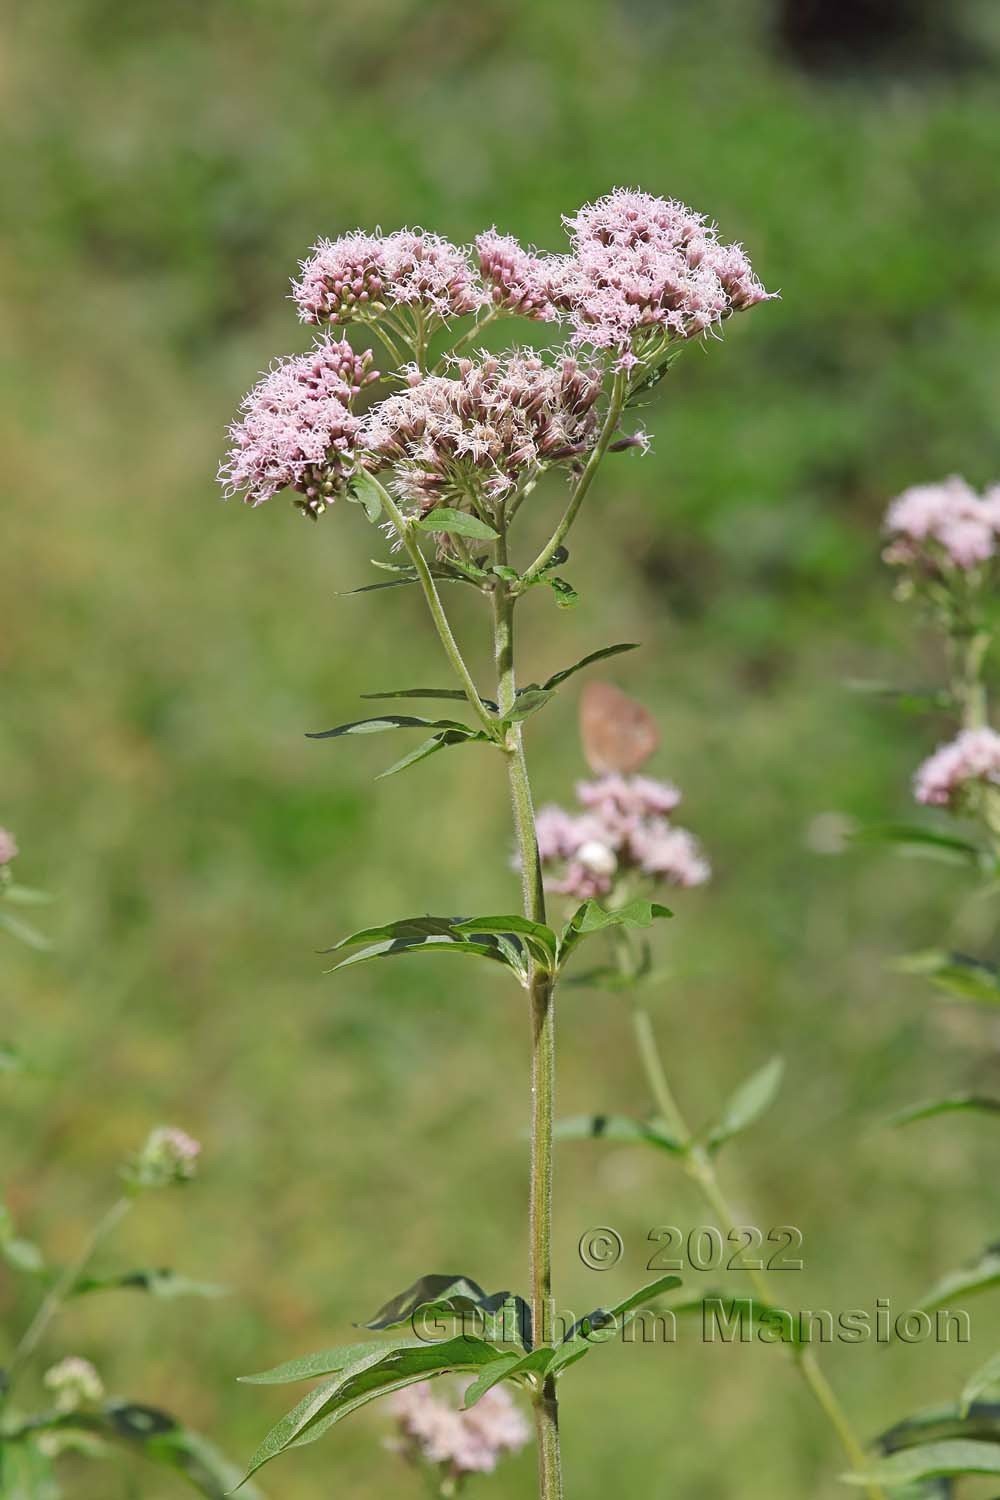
[{"left": 4, "top": 0, "right": 1000, "bottom": 1493}]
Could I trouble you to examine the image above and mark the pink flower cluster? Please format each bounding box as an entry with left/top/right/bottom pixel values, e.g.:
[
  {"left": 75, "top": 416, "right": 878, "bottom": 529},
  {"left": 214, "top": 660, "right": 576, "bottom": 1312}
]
[
  {"left": 389, "top": 1379, "right": 530, "bottom": 1477},
  {"left": 0, "top": 828, "right": 18, "bottom": 866},
  {"left": 134, "top": 1125, "right": 202, "bottom": 1186},
  {"left": 294, "top": 229, "right": 484, "bottom": 327},
  {"left": 363, "top": 351, "right": 603, "bottom": 507},
  {"left": 534, "top": 773, "right": 710, "bottom": 901},
  {"left": 478, "top": 188, "right": 772, "bottom": 360},
  {"left": 884, "top": 476, "right": 1000, "bottom": 572},
  {"left": 913, "top": 726, "right": 1000, "bottom": 808},
  {"left": 218, "top": 339, "right": 378, "bottom": 515}
]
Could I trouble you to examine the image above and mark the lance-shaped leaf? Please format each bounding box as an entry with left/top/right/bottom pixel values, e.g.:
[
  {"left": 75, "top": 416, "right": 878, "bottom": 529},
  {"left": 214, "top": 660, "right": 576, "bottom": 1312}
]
[
  {"left": 564, "top": 1274, "right": 683, "bottom": 1343},
  {"left": 542, "top": 643, "right": 640, "bottom": 691},
  {"left": 705, "top": 1057, "right": 785, "bottom": 1154},
  {"left": 414, "top": 508, "right": 499, "bottom": 542},
  {"left": 361, "top": 687, "right": 500, "bottom": 711},
  {"left": 961, "top": 1353, "right": 1000, "bottom": 1417},
  {"left": 322, "top": 916, "right": 531, "bottom": 982},
  {"left": 453, "top": 915, "right": 558, "bottom": 967},
  {"left": 376, "top": 728, "right": 493, "bottom": 780},
  {"left": 853, "top": 823, "right": 984, "bottom": 867},
  {"left": 917, "top": 1243, "right": 1000, "bottom": 1314},
  {"left": 3, "top": 885, "right": 54, "bottom": 907},
  {"left": 360, "top": 1275, "right": 531, "bottom": 1350},
  {"left": 888, "top": 1095, "right": 1000, "bottom": 1128},
  {"left": 69, "top": 1268, "right": 229, "bottom": 1300},
  {"left": 326, "top": 932, "right": 526, "bottom": 981},
  {"left": 557, "top": 899, "right": 672, "bottom": 966},
  {"left": 879, "top": 1401, "right": 1000, "bottom": 1452},
  {"left": 306, "top": 714, "right": 473, "bottom": 740},
  {"left": 502, "top": 688, "right": 555, "bottom": 723},
  {"left": 554, "top": 1113, "right": 684, "bottom": 1154},
  {"left": 845, "top": 679, "right": 955, "bottom": 714},
  {"left": 461, "top": 1347, "right": 554, "bottom": 1408},
  {"left": 240, "top": 1336, "right": 503, "bottom": 1482},
  {"left": 843, "top": 1440, "right": 1000, "bottom": 1487},
  {"left": 894, "top": 951, "right": 1000, "bottom": 1005}
]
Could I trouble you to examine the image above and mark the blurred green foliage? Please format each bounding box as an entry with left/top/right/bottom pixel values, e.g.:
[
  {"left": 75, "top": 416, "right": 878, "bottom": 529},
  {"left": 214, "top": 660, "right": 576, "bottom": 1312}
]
[{"left": 4, "top": 0, "right": 1000, "bottom": 1494}]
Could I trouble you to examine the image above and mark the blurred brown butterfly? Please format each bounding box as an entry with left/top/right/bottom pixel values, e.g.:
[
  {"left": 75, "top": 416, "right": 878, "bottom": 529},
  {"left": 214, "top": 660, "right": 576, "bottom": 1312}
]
[{"left": 579, "top": 681, "right": 660, "bottom": 774}]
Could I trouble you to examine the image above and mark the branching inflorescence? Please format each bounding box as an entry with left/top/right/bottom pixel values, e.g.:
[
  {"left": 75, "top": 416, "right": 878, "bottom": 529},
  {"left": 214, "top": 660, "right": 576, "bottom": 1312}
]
[{"left": 219, "top": 188, "right": 778, "bottom": 1500}]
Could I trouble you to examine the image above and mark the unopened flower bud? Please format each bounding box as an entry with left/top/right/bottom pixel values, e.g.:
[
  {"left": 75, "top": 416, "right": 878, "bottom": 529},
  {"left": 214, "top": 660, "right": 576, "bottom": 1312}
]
[{"left": 127, "top": 1125, "right": 201, "bottom": 1188}]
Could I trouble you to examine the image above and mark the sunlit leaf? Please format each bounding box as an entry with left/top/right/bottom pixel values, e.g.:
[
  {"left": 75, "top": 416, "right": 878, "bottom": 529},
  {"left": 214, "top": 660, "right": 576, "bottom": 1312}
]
[
  {"left": 3, "top": 885, "right": 54, "bottom": 907},
  {"left": 542, "top": 643, "right": 640, "bottom": 691},
  {"left": 376, "top": 728, "right": 492, "bottom": 779},
  {"left": 554, "top": 1113, "right": 683, "bottom": 1153},
  {"left": 843, "top": 1440, "right": 1000, "bottom": 1486},
  {"left": 558, "top": 899, "right": 671, "bottom": 965},
  {"left": 917, "top": 1243, "right": 1000, "bottom": 1314},
  {"left": 546, "top": 576, "right": 579, "bottom": 608},
  {"left": 346, "top": 469, "right": 384, "bottom": 522},
  {"left": 961, "top": 1352, "right": 1000, "bottom": 1416},
  {"left": 414, "top": 508, "right": 499, "bottom": 541},
  {"left": 705, "top": 1057, "right": 784, "bottom": 1153}
]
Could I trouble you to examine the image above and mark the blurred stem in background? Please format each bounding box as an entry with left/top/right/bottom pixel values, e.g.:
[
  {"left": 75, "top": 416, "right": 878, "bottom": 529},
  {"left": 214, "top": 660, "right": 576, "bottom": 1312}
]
[{"left": 613, "top": 929, "right": 886, "bottom": 1500}]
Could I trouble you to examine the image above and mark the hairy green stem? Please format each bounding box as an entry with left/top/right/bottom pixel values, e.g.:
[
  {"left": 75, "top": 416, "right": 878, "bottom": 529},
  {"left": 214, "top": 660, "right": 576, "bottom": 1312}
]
[
  {"left": 370, "top": 476, "right": 499, "bottom": 740},
  {"left": 492, "top": 523, "right": 563, "bottom": 1500},
  {"left": 620, "top": 941, "right": 883, "bottom": 1500},
  {"left": 516, "top": 371, "right": 626, "bottom": 590}
]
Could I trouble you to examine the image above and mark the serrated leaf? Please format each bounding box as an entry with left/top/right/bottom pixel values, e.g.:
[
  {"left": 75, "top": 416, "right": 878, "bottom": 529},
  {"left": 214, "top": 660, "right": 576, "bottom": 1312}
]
[
  {"left": 542, "top": 643, "right": 640, "bottom": 691},
  {"left": 70, "top": 1268, "right": 229, "bottom": 1300},
  {"left": 554, "top": 1113, "right": 683, "bottom": 1153},
  {"left": 917, "top": 1243, "right": 1000, "bottom": 1314},
  {"left": 843, "top": 1440, "right": 1000, "bottom": 1486},
  {"left": 240, "top": 1337, "right": 502, "bottom": 1482},
  {"left": 888, "top": 1095, "right": 1000, "bottom": 1128},
  {"left": 414, "top": 508, "right": 499, "bottom": 541},
  {"left": 306, "top": 715, "right": 473, "bottom": 740},
  {"left": 376, "top": 728, "right": 491, "bottom": 779},
  {"left": 895, "top": 951, "right": 1000, "bottom": 1005},
  {"left": 706, "top": 1057, "right": 785, "bottom": 1153},
  {"left": 961, "top": 1352, "right": 1000, "bottom": 1417},
  {"left": 558, "top": 899, "right": 672, "bottom": 965},
  {"left": 346, "top": 469, "right": 384, "bottom": 522}
]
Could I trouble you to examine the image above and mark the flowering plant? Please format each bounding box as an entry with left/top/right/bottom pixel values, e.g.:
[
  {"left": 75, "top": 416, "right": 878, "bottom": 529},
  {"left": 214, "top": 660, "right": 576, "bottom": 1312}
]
[{"left": 220, "top": 188, "right": 776, "bottom": 1498}]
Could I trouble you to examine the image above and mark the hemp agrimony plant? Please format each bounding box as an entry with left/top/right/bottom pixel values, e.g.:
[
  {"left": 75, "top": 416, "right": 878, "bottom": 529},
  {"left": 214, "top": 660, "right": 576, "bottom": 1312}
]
[
  {"left": 842, "top": 475, "right": 1000, "bottom": 1494},
  {"left": 219, "top": 188, "right": 773, "bottom": 1498}
]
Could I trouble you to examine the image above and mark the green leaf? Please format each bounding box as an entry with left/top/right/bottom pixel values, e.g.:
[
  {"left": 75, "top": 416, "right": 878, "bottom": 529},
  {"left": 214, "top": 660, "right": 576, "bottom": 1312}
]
[
  {"left": 3, "top": 885, "right": 54, "bottom": 906},
  {"left": 503, "top": 688, "right": 554, "bottom": 722},
  {"left": 0, "top": 1040, "right": 26, "bottom": 1074},
  {"left": 346, "top": 469, "right": 384, "bottom": 522},
  {"left": 306, "top": 715, "right": 472, "bottom": 740},
  {"left": 454, "top": 915, "right": 558, "bottom": 966},
  {"left": 668, "top": 1292, "right": 803, "bottom": 1346},
  {"left": 917, "top": 1243, "right": 1000, "bottom": 1314},
  {"left": 843, "top": 1440, "right": 1000, "bottom": 1487},
  {"left": 888, "top": 1095, "right": 1000, "bottom": 1128},
  {"left": 322, "top": 915, "right": 531, "bottom": 982},
  {"left": 490, "top": 564, "right": 521, "bottom": 583},
  {"left": 70, "top": 1268, "right": 229, "bottom": 1300},
  {"left": 706, "top": 1057, "right": 785, "bottom": 1154},
  {"left": 894, "top": 951, "right": 1000, "bottom": 1005},
  {"left": 554, "top": 1113, "right": 684, "bottom": 1153},
  {"left": 376, "top": 728, "right": 491, "bottom": 779},
  {"left": 361, "top": 687, "right": 497, "bottom": 708},
  {"left": 339, "top": 575, "right": 420, "bottom": 594},
  {"left": 546, "top": 576, "right": 579, "bottom": 608},
  {"left": 569, "top": 1274, "right": 683, "bottom": 1340},
  {"left": 326, "top": 934, "right": 524, "bottom": 979},
  {"left": 557, "top": 899, "right": 672, "bottom": 965},
  {"left": 2, "top": 1237, "right": 46, "bottom": 1274},
  {"left": 879, "top": 1401, "right": 1000, "bottom": 1451},
  {"left": 0, "top": 909, "right": 51, "bottom": 950},
  {"left": 240, "top": 1339, "right": 391, "bottom": 1385},
  {"left": 414, "top": 508, "right": 499, "bottom": 542},
  {"left": 961, "top": 1351, "right": 1000, "bottom": 1416},
  {"left": 853, "top": 823, "right": 984, "bottom": 867},
  {"left": 542, "top": 643, "right": 640, "bottom": 691},
  {"left": 361, "top": 1275, "right": 530, "bottom": 1347},
  {"left": 326, "top": 916, "right": 468, "bottom": 951},
  {"left": 845, "top": 679, "right": 955, "bottom": 714},
  {"left": 240, "top": 1337, "right": 503, "bottom": 1482}
]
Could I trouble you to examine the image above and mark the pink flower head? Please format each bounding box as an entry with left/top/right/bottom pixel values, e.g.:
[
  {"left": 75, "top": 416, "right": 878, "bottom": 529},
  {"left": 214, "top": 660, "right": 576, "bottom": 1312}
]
[
  {"left": 884, "top": 475, "right": 999, "bottom": 572},
  {"left": 132, "top": 1125, "right": 201, "bottom": 1187},
  {"left": 219, "top": 339, "right": 377, "bottom": 516},
  {"left": 294, "top": 229, "right": 483, "bottom": 327},
  {"left": 529, "top": 772, "right": 709, "bottom": 900},
  {"left": 389, "top": 1380, "right": 529, "bottom": 1478},
  {"left": 0, "top": 828, "right": 18, "bottom": 866},
  {"left": 913, "top": 727, "right": 1000, "bottom": 808},
  {"left": 475, "top": 229, "right": 559, "bottom": 320},
  {"left": 543, "top": 187, "right": 773, "bottom": 360},
  {"left": 362, "top": 351, "right": 602, "bottom": 509}
]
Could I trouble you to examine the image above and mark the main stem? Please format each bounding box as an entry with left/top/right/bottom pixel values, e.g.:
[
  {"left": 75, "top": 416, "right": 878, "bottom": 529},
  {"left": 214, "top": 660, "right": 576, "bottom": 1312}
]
[
  {"left": 624, "top": 957, "right": 883, "bottom": 1500},
  {"left": 492, "top": 550, "right": 563, "bottom": 1500}
]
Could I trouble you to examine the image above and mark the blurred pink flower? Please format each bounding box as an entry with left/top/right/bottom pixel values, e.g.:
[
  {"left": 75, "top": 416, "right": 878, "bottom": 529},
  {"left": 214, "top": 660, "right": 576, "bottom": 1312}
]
[
  {"left": 135, "top": 1125, "right": 202, "bottom": 1186},
  {"left": 0, "top": 828, "right": 18, "bottom": 866},
  {"left": 884, "top": 475, "right": 999, "bottom": 571},
  {"left": 389, "top": 1379, "right": 529, "bottom": 1477},
  {"left": 913, "top": 727, "right": 1000, "bottom": 807},
  {"left": 219, "top": 339, "right": 377, "bottom": 515}
]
